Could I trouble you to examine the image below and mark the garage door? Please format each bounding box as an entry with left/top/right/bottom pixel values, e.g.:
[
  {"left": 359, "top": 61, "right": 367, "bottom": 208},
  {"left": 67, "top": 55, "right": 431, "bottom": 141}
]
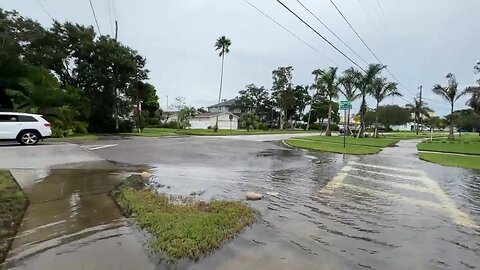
[
  {"left": 190, "top": 120, "right": 210, "bottom": 129},
  {"left": 217, "top": 120, "right": 237, "bottom": 130}
]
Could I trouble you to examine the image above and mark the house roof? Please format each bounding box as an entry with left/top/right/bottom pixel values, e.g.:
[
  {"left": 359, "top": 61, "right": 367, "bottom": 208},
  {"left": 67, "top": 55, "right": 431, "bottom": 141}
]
[
  {"left": 192, "top": 112, "right": 239, "bottom": 119},
  {"left": 207, "top": 98, "right": 237, "bottom": 108}
]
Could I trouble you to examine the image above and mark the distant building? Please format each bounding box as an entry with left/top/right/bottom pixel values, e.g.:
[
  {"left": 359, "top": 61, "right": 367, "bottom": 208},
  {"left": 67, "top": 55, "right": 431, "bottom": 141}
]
[
  {"left": 163, "top": 111, "right": 179, "bottom": 123},
  {"left": 207, "top": 98, "right": 241, "bottom": 114},
  {"left": 190, "top": 112, "right": 239, "bottom": 130}
]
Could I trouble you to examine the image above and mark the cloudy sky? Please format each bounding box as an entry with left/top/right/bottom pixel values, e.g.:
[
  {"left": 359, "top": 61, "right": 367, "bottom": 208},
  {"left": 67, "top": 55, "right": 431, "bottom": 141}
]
[{"left": 2, "top": 0, "right": 479, "bottom": 116}]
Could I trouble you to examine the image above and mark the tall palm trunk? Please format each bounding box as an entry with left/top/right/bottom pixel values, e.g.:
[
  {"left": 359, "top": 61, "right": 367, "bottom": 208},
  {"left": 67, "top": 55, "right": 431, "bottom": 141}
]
[
  {"left": 448, "top": 103, "right": 454, "bottom": 140},
  {"left": 357, "top": 94, "right": 366, "bottom": 138},
  {"left": 214, "top": 54, "right": 225, "bottom": 132},
  {"left": 279, "top": 109, "right": 284, "bottom": 130},
  {"left": 374, "top": 101, "right": 379, "bottom": 138},
  {"left": 325, "top": 98, "right": 332, "bottom": 136}
]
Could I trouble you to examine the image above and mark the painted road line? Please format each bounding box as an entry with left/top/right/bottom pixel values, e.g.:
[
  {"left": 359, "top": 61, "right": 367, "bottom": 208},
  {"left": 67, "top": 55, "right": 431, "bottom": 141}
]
[
  {"left": 347, "top": 174, "right": 432, "bottom": 194},
  {"left": 348, "top": 161, "right": 423, "bottom": 175},
  {"left": 415, "top": 172, "right": 478, "bottom": 229},
  {"left": 348, "top": 168, "right": 426, "bottom": 185},
  {"left": 340, "top": 183, "right": 445, "bottom": 212},
  {"left": 88, "top": 144, "right": 118, "bottom": 151},
  {"left": 319, "top": 166, "right": 352, "bottom": 194}
]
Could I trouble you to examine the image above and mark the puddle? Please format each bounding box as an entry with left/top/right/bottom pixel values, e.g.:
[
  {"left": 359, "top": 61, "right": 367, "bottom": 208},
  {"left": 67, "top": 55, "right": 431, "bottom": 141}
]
[{"left": 3, "top": 165, "right": 158, "bottom": 270}]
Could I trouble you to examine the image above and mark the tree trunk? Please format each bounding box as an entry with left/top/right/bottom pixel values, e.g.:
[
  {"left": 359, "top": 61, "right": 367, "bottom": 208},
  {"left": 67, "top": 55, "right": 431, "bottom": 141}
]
[
  {"left": 325, "top": 99, "right": 332, "bottom": 136},
  {"left": 415, "top": 113, "right": 419, "bottom": 135},
  {"left": 214, "top": 54, "right": 225, "bottom": 132},
  {"left": 374, "top": 101, "right": 379, "bottom": 138},
  {"left": 448, "top": 103, "right": 454, "bottom": 140},
  {"left": 306, "top": 110, "right": 312, "bottom": 131},
  {"left": 279, "top": 109, "right": 284, "bottom": 130},
  {"left": 357, "top": 95, "right": 366, "bottom": 138}
]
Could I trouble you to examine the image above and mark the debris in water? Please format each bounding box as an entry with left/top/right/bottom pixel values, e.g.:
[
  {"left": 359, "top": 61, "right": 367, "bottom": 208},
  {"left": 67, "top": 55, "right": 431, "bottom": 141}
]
[
  {"left": 140, "top": 171, "right": 151, "bottom": 179},
  {"left": 246, "top": 192, "right": 262, "bottom": 201}
]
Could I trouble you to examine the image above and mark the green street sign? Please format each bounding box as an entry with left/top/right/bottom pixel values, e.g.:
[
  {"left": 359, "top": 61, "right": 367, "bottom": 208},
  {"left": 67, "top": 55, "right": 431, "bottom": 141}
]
[{"left": 339, "top": 101, "right": 352, "bottom": 110}]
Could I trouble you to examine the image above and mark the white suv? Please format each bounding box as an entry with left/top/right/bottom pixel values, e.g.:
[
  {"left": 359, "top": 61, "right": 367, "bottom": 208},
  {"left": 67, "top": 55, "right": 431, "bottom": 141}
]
[{"left": 0, "top": 112, "right": 52, "bottom": 145}]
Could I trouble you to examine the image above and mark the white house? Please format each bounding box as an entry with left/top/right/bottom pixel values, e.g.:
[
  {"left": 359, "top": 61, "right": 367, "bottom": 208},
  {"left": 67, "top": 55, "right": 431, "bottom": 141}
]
[
  {"left": 190, "top": 112, "right": 239, "bottom": 130},
  {"left": 207, "top": 99, "right": 241, "bottom": 114}
]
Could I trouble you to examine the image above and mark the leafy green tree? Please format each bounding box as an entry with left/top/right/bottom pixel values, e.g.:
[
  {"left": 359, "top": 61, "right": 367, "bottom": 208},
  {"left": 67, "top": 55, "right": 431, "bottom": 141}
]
[
  {"left": 432, "top": 73, "right": 468, "bottom": 140},
  {"left": 214, "top": 36, "right": 232, "bottom": 132},
  {"left": 375, "top": 105, "right": 411, "bottom": 129},
  {"left": 239, "top": 113, "right": 259, "bottom": 131},
  {"left": 426, "top": 116, "right": 443, "bottom": 130},
  {"left": 371, "top": 77, "right": 401, "bottom": 137},
  {"left": 312, "top": 67, "right": 340, "bottom": 136},
  {"left": 233, "top": 84, "right": 269, "bottom": 120},
  {"left": 339, "top": 67, "right": 360, "bottom": 134},
  {"left": 272, "top": 66, "right": 294, "bottom": 130},
  {"left": 356, "top": 64, "right": 385, "bottom": 137},
  {"left": 465, "top": 86, "right": 479, "bottom": 114},
  {"left": 406, "top": 99, "right": 433, "bottom": 134}
]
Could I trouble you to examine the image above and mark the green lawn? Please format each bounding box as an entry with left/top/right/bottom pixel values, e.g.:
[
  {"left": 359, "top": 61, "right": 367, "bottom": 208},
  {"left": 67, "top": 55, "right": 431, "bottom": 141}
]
[
  {"left": 125, "top": 128, "right": 318, "bottom": 137},
  {"left": 111, "top": 175, "right": 255, "bottom": 262},
  {"left": 429, "top": 133, "right": 480, "bottom": 143},
  {"left": 285, "top": 138, "right": 383, "bottom": 155},
  {"left": 300, "top": 135, "right": 399, "bottom": 147},
  {"left": 0, "top": 171, "right": 28, "bottom": 263},
  {"left": 418, "top": 153, "right": 480, "bottom": 170},
  {"left": 418, "top": 142, "right": 480, "bottom": 155}
]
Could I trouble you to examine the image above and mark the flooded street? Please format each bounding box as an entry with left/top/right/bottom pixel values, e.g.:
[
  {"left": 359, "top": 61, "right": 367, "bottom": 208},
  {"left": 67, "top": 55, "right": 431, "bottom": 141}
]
[{"left": 1, "top": 136, "right": 479, "bottom": 269}]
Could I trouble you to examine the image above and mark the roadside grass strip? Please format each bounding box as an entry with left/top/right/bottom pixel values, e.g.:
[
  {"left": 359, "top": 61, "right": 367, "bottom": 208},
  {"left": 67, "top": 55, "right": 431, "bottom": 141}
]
[
  {"left": 111, "top": 175, "right": 255, "bottom": 262},
  {"left": 320, "top": 162, "right": 478, "bottom": 229},
  {"left": 285, "top": 138, "right": 385, "bottom": 155},
  {"left": 0, "top": 171, "right": 28, "bottom": 263},
  {"left": 418, "top": 153, "right": 480, "bottom": 170}
]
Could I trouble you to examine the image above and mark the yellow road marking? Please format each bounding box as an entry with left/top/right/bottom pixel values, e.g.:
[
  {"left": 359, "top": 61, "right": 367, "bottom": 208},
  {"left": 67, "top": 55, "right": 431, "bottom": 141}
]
[
  {"left": 415, "top": 172, "right": 478, "bottom": 228},
  {"left": 319, "top": 166, "right": 351, "bottom": 194}
]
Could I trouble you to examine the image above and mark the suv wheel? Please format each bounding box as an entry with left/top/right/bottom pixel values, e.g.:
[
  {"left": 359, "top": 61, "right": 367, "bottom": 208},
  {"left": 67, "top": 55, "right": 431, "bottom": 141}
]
[{"left": 18, "top": 131, "right": 40, "bottom": 145}]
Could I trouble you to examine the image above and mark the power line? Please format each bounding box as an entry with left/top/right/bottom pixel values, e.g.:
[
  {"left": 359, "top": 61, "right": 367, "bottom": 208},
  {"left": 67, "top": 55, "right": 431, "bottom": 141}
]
[
  {"left": 242, "top": 0, "right": 337, "bottom": 66},
  {"left": 275, "top": 0, "right": 365, "bottom": 72},
  {"left": 88, "top": 0, "right": 102, "bottom": 35},
  {"left": 35, "top": 0, "right": 54, "bottom": 21},
  {"left": 328, "top": 0, "right": 420, "bottom": 100},
  {"left": 294, "top": 0, "right": 369, "bottom": 65},
  {"left": 356, "top": 0, "right": 387, "bottom": 43}
]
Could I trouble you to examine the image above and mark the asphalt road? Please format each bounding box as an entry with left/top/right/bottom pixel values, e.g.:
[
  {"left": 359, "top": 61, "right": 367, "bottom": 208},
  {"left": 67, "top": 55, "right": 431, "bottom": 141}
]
[{"left": 1, "top": 134, "right": 479, "bottom": 270}]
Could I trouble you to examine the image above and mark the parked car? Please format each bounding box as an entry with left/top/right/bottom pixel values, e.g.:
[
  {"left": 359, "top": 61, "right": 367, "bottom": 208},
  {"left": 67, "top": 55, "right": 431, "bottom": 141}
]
[{"left": 0, "top": 112, "right": 52, "bottom": 145}]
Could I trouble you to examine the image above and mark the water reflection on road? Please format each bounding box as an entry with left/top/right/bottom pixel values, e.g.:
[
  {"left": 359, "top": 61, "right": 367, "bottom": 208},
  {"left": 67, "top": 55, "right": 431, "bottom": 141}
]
[{"left": 150, "top": 140, "right": 480, "bottom": 270}]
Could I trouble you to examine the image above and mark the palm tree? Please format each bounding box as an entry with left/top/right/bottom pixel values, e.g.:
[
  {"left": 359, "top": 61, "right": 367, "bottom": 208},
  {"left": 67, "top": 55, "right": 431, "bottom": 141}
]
[
  {"left": 432, "top": 73, "right": 467, "bottom": 140},
  {"left": 312, "top": 67, "right": 339, "bottom": 136},
  {"left": 406, "top": 98, "right": 432, "bottom": 135},
  {"left": 356, "top": 64, "right": 385, "bottom": 138},
  {"left": 339, "top": 67, "right": 361, "bottom": 135},
  {"left": 371, "top": 77, "right": 401, "bottom": 137},
  {"left": 214, "top": 36, "right": 232, "bottom": 132}
]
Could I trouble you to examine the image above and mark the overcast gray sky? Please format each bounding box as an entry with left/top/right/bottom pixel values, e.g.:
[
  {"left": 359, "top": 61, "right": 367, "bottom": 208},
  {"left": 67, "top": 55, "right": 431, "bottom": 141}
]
[{"left": 2, "top": 0, "right": 479, "bottom": 116}]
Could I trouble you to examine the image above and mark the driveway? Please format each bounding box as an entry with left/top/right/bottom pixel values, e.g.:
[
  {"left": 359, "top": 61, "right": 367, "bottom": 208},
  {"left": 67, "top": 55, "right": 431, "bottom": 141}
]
[{"left": 1, "top": 135, "right": 479, "bottom": 269}]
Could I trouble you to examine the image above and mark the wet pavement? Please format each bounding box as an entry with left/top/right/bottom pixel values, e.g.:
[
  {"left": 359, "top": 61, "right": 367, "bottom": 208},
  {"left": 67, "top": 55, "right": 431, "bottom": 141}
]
[{"left": 1, "top": 136, "right": 479, "bottom": 269}]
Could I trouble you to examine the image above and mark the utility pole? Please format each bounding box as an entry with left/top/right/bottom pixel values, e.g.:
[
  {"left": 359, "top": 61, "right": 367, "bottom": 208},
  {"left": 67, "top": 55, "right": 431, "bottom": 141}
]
[
  {"left": 419, "top": 85, "right": 423, "bottom": 133},
  {"left": 114, "top": 20, "right": 119, "bottom": 131}
]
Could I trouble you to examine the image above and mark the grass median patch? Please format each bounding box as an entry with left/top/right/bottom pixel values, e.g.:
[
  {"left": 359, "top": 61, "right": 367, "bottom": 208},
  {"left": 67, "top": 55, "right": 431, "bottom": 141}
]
[
  {"left": 418, "top": 152, "right": 480, "bottom": 170},
  {"left": 286, "top": 139, "right": 382, "bottom": 155},
  {"left": 111, "top": 176, "right": 255, "bottom": 262},
  {"left": 418, "top": 142, "right": 480, "bottom": 155},
  {"left": 300, "top": 135, "right": 398, "bottom": 147},
  {"left": 0, "top": 171, "right": 28, "bottom": 263}
]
